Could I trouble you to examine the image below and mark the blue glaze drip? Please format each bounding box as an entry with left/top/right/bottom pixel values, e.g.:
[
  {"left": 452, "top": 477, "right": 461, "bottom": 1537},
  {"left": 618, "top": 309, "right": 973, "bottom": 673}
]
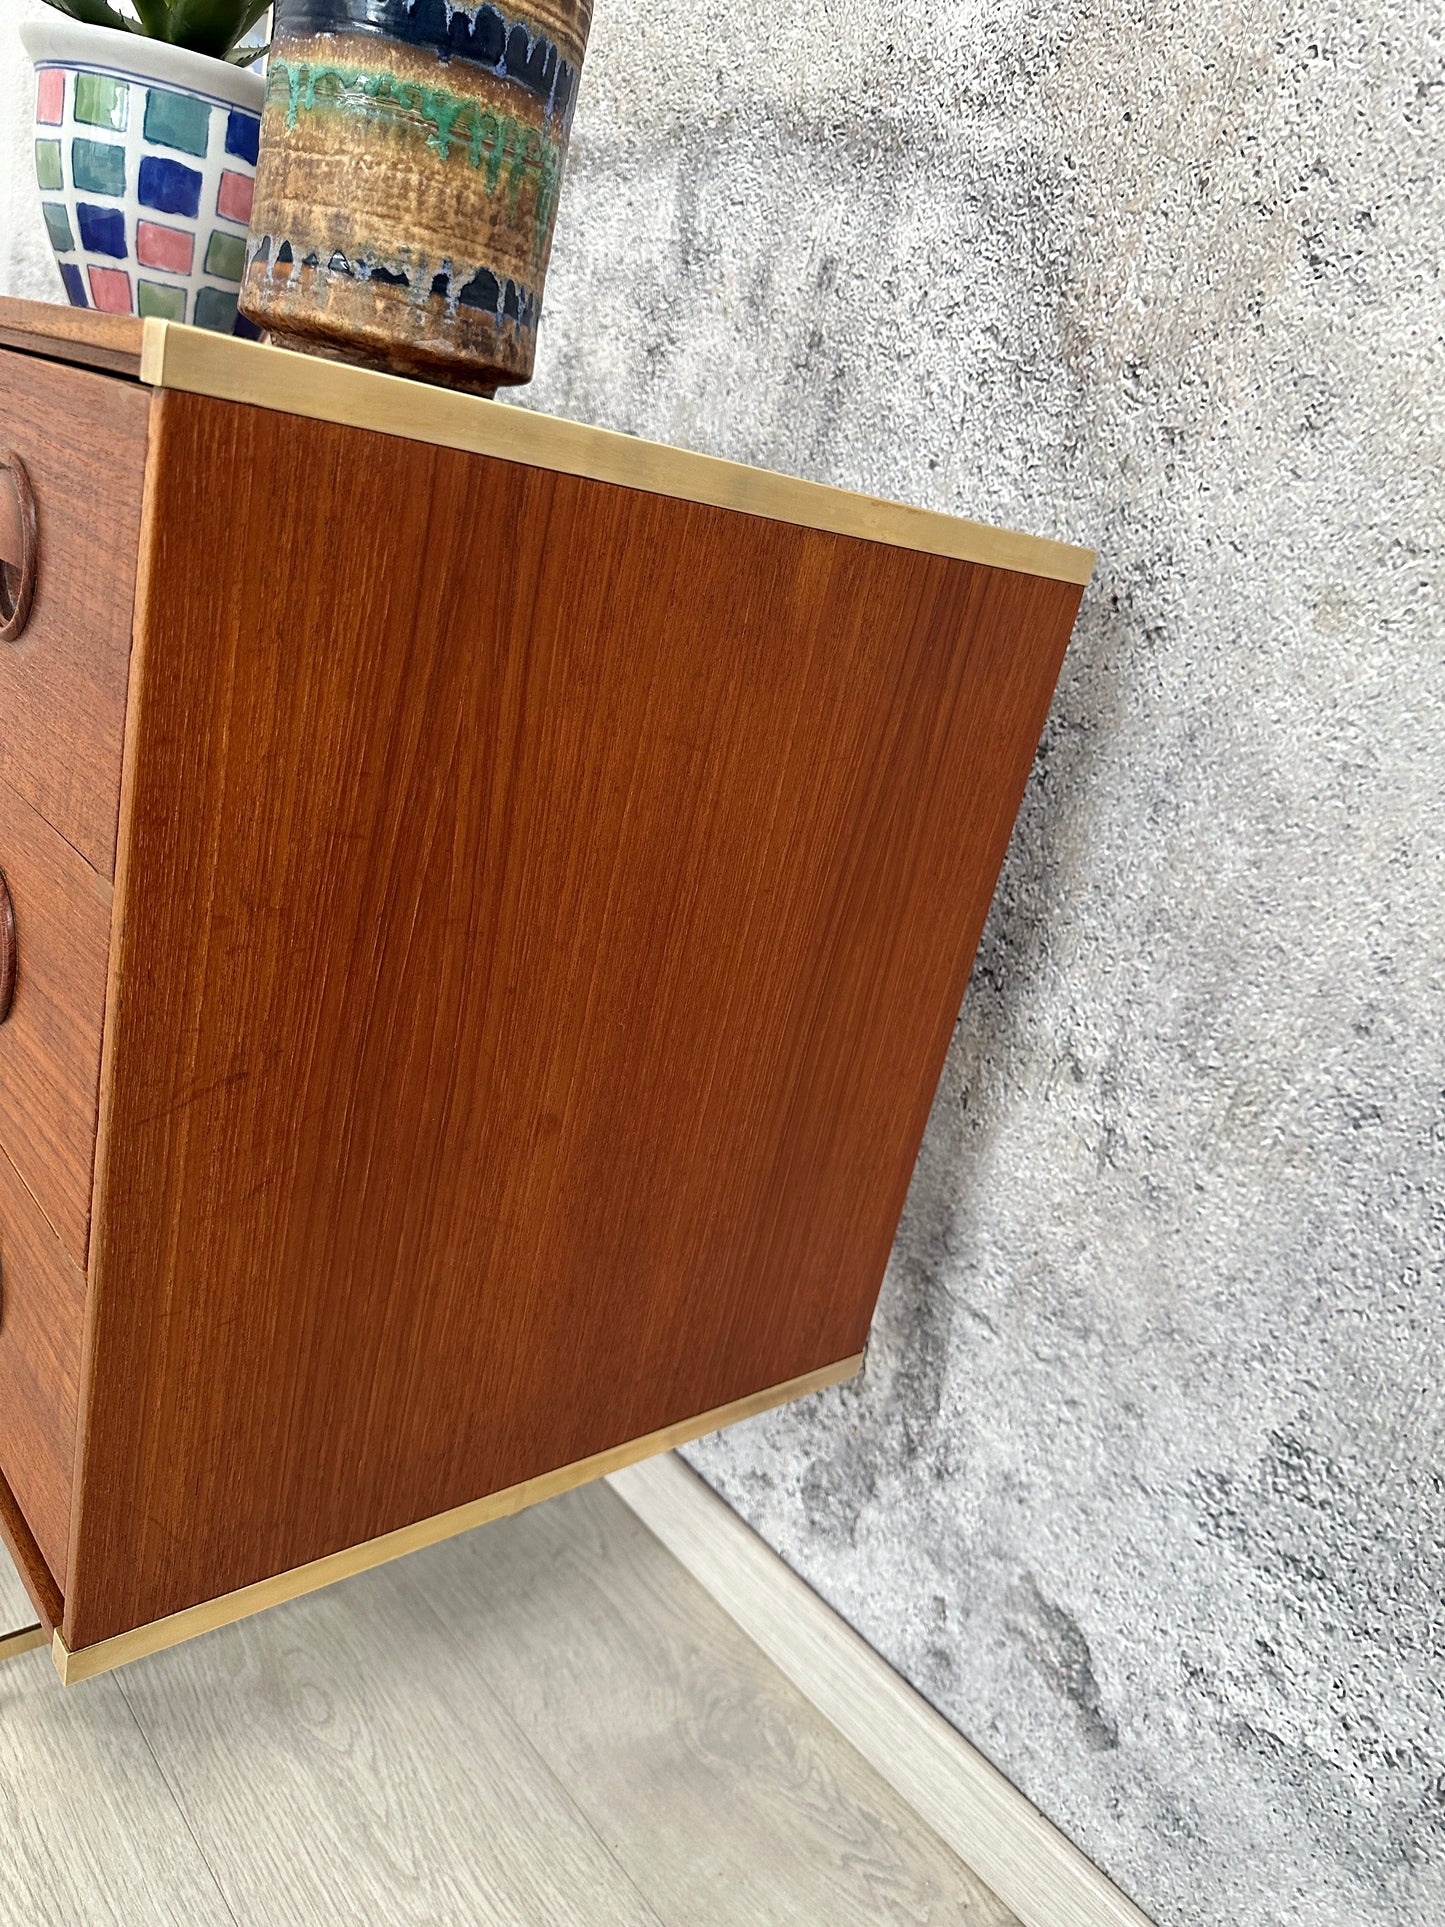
[
  {"left": 251, "top": 227, "right": 539, "bottom": 335},
  {"left": 274, "top": 0, "right": 579, "bottom": 121}
]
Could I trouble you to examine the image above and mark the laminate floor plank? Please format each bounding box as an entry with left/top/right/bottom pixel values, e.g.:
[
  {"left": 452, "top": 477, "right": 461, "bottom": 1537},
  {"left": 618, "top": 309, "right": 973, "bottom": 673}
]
[
  {"left": 4, "top": 1484, "right": 1017, "bottom": 1927},
  {"left": 0, "top": 1558, "right": 235, "bottom": 1927},
  {"left": 407, "top": 1481, "right": 1019, "bottom": 1927},
  {"left": 114, "top": 1555, "right": 665, "bottom": 1927},
  {"left": 0, "top": 1542, "right": 33, "bottom": 1629}
]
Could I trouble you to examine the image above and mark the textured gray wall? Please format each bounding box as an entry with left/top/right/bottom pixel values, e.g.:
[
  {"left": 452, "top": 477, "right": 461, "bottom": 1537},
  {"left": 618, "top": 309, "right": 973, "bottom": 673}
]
[
  {"left": 4, "top": 5, "right": 1442, "bottom": 1924},
  {"left": 1, "top": 1, "right": 61, "bottom": 304},
  {"left": 533, "top": 6, "right": 1445, "bottom": 1926}
]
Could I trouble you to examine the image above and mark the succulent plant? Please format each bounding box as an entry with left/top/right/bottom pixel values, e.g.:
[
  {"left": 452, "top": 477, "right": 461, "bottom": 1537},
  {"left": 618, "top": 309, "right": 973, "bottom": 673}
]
[{"left": 38, "top": 0, "right": 272, "bottom": 65}]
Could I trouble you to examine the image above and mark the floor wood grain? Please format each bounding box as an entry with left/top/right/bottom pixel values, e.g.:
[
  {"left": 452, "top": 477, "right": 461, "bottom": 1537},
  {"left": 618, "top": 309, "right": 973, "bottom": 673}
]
[
  {"left": 0, "top": 1640, "right": 233, "bottom": 1925},
  {"left": 115, "top": 1558, "right": 663, "bottom": 1927},
  {"left": 411, "top": 1482, "right": 1018, "bottom": 1926},
  {"left": 0, "top": 1538, "right": 33, "bottom": 1627},
  {"left": 611, "top": 1456, "right": 1156, "bottom": 1927},
  {"left": 1, "top": 1483, "right": 1018, "bottom": 1926}
]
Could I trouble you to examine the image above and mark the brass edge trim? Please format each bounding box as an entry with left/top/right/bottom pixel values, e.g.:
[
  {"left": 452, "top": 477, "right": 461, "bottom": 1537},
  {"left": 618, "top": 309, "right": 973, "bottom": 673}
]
[
  {"left": 138, "top": 316, "right": 166, "bottom": 387},
  {"left": 52, "top": 1352, "right": 863, "bottom": 1685},
  {"left": 0, "top": 1625, "right": 47, "bottom": 1665},
  {"left": 139, "top": 322, "right": 1095, "bottom": 585}
]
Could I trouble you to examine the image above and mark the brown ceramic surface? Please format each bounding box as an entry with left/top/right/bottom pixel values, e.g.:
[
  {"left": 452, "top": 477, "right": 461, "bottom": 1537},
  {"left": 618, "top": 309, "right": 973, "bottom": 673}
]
[{"left": 241, "top": 0, "right": 592, "bottom": 390}]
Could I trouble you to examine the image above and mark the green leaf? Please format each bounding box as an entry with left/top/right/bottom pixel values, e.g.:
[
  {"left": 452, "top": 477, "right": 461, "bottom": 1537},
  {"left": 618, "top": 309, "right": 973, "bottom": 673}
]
[
  {"left": 159, "top": 0, "right": 270, "bottom": 60},
  {"left": 226, "top": 39, "right": 270, "bottom": 68},
  {"left": 41, "top": 0, "right": 272, "bottom": 60},
  {"left": 38, "top": 0, "right": 140, "bottom": 34},
  {"left": 130, "top": 0, "right": 174, "bottom": 37}
]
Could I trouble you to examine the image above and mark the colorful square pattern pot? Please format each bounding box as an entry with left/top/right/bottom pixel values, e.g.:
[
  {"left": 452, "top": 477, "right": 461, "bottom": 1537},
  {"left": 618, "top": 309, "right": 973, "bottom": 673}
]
[{"left": 21, "top": 17, "right": 264, "bottom": 335}]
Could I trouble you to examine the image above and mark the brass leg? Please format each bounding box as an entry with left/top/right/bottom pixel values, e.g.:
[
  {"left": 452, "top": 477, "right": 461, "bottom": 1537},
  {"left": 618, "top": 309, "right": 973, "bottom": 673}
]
[{"left": 0, "top": 1624, "right": 46, "bottom": 1665}]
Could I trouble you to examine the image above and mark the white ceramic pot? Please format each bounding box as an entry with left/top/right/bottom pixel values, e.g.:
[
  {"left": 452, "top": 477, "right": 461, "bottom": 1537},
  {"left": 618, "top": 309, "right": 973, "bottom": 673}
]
[{"left": 19, "top": 16, "right": 264, "bottom": 333}]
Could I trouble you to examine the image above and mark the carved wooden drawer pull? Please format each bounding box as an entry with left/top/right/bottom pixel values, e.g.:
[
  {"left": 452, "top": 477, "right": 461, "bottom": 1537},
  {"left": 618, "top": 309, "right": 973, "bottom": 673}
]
[
  {"left": 0, "top": 869, "right": 15, "bottom": 1024},
  {"left": 0, "top": 449, "right": 39, "bottom": 644}
]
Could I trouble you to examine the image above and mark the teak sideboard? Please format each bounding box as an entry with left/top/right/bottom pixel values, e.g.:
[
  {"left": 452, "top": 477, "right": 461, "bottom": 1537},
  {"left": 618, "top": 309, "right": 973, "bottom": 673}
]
[{"left": 0, "top": 296, "right": 1092, "bottom": 1684}]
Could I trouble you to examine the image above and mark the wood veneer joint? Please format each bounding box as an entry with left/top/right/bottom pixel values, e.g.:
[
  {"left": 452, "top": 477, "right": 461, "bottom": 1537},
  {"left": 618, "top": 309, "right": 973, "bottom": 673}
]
[
  {"left": 0, "top": 299, "right": 145, "bottom": 379},
  {"left": 0, "top": 330, "right": 145, "bottom": 382},
  {"left": 62, "top": 375, "right": 170, "bottom": 1629}
]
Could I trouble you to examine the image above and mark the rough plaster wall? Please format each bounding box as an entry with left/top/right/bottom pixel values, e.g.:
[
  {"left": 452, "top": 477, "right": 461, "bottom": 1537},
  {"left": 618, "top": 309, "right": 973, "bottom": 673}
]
[
  {"left": 1, "top": 0, "right": 61, "bottom": 304},
  {"left": 531, "top": 6, "right": 1444, "bottom": 1927},
  {"left": 2, "top": 4, "right": 1441, "bottom": 1923}
]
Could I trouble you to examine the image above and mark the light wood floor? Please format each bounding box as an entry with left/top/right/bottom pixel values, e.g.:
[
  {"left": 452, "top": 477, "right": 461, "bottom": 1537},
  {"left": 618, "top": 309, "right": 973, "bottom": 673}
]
[{"left": 0, "top": 1476, "right": 1017, "bottom": 1925}]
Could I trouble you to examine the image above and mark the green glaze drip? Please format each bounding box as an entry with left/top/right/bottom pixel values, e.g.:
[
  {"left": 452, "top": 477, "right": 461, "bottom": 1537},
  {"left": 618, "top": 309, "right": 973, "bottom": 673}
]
[{"left": 269, "top": 61, "right": 563, "bottom": 262}]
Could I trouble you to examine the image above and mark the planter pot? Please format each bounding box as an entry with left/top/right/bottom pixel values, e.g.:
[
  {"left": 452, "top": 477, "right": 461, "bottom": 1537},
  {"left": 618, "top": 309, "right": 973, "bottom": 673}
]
[
  {"left": 240, "top": 0, "right": 593, "bottom": 393},
  {"left": 20, "top": 17, "right": 264, "bottom": 334}
]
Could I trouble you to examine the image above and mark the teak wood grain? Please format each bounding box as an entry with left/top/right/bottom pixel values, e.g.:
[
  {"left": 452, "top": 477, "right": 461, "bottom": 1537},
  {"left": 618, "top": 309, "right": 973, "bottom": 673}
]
[
  {"left": 55, "top": 1358, "right": 858, "bottom": 1683},
  {"left": 64, "top": 386, "right": 1082, "bottom": 1650},
  {"left": 0, "top": 302, "right": 144, "bottom": 381},
  {"left": 0, "top": 777, "right": 112, "bottom": 1267},
  {"left": 0, "top": 1139, "right": 85, "bottom": 1598},
  {"left": 0, "top": 353, "right": 148, "bottom": 878}
]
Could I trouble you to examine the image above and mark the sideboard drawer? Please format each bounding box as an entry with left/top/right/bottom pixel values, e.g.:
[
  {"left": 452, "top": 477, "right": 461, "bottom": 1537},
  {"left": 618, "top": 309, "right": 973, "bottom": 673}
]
[
  {"left": 0, "top": 1138, "right": 85, "bottom": 1594},
  {"left": 0, "top": 778, "right": 111, "bottom": 1268},
  {"left": 0, "top": 352, "right": 149, "bottom": 880}
]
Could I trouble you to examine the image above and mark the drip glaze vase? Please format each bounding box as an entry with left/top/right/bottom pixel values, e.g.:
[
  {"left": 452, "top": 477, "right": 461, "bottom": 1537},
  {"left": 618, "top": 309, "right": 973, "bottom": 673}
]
[
  {"left": 19, "top": 17, "right": 263, "bottom": 335},
  {"left": 240, "top": 0, "right": 593, "bottom": 392}
]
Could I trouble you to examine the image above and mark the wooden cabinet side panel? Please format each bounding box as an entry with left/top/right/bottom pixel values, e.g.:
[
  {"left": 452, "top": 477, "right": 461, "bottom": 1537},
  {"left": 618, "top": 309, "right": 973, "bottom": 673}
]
[{"left": 67, "top": 389, "right": 1081, "bottom": 1648}]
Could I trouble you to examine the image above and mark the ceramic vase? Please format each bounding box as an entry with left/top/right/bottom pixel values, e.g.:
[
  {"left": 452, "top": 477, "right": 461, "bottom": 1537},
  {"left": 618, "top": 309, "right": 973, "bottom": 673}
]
[
  {"left": 240, "top": 0, "right": 594, "bottom": 392},
  {"left": 20, "top": 17, "right": 264, "bottom": 334}
]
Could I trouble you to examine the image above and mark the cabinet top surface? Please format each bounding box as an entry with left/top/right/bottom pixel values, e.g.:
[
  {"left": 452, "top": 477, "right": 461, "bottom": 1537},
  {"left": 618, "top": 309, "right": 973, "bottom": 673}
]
[{"left": 0, "top": 297, "right": 1094, "bottom": 585}]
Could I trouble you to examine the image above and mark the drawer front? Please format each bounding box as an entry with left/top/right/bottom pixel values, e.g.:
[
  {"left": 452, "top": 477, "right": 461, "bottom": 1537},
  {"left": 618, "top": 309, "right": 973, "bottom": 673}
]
[
  {"left": 0, "top": 350, "right": 149, "bottom": 880},
  {"left": 0, "top": 777, "right": 111, "bottom": 1267},
  {"left": 0, "top": 1139, "right": 85, "bottom": 1594}
]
